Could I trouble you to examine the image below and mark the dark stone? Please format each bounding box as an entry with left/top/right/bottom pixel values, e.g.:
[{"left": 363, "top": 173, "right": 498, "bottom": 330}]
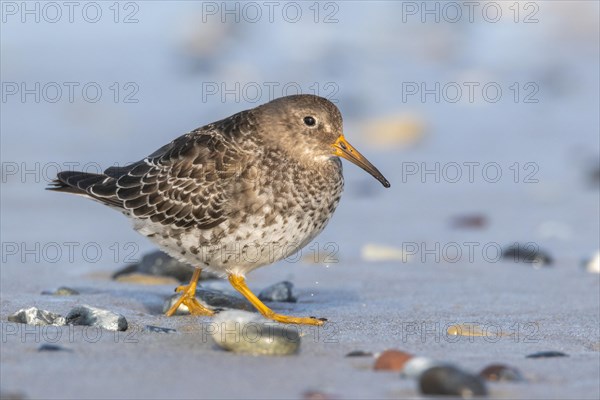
[
  {"left": 419, "top": 366, "right": 488, "bottom": 397},
  {"left": 480, "top": 364, "right": 523, "bottom": 382},
  {"left": 502, "top": 243, "right": 553, "bottom": 266},
  {"left": 526, "top": 351, "right": 568, "bottom": 358},
  {"left": 198, "top": 289, "right": 254, "bottom": 311},
  {"left": 112, "top": 250, "right": 219, "bottom": 283},
  {"left": 144, "top": 325, "right": 176, "bottom": 333},
  {"left": 66, "top": 306, "right": 128, "bottom": 331},
  {"left": 38, "top": 344, "right": 72, "bottom": 352},
  {"left": 41, "top": 286, "right": 80, "bottom": 296},
  {"left": 345, "top": 350, "right": 373, "bottom": 357},
  {"left": 258, "top": 281, "right": 297, "bottom": 303}
]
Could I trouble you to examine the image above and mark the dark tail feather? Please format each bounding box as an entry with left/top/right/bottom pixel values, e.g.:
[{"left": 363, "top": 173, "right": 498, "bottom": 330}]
[
  {"left": 48, "top": 171, "right": 123, "bottom": 208},
  {"left": 47, "top": 171, "right": 106, "bottom": 196}
]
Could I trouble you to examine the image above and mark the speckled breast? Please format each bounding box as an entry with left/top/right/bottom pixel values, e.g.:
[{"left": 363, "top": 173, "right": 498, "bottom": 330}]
[
  {"left": 138, "top": 157, "right": 344, "bottom": 276},
  {"left": 215, "top": 156, "right": 344, "bottom": 275}
]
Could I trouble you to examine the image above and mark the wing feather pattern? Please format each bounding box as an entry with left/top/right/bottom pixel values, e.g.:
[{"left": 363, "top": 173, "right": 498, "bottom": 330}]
[{"left": 48, "top": 111, "right": 257, "bottom": 231}]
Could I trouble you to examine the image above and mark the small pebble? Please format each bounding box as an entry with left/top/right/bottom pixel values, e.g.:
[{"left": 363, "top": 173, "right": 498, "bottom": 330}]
[
  {"left": 419, "top": 366, "right": 488, "bottom": 398},
  {"left": 144, "top": 325, "right": 176, "bottom": 334},
  {"left": 361, "top": 244, "right": 410, "bottom": 262},
  {"left": 479, "top": 364, "right": 523, "bottom": 382},
  {"left": 211, "top": 310, "right": 300, "bottom": 355},
  {"left": 402, "top": 357, "right": 446, "bottom": 379},
  {"left": 447, "top": 323, "right": 489, "bottom": 337},
  {"left": 8, "top": 307, "right": 66, "bottom": 326},
  {"left": 451, "top": 214, "right": 487, "bottom": 229},
  {"left": 345, "top": 350, "right": 373, "bottom": 357},
  {"left": 374, "top": 349, "right": 413, "bottom": 371},
  {"left": 584, "top": 251, "right": 600, "bottom": 274},
  {"left": 502, "top": 243, "right": 553, "bottom": 267},
  {"left": 41, "top": 286, "right": 80, "bottom": 296},
  {"left": 66, "top": 305, "right": 128, "bottom": 331},
  {"left": 38, "top": 343, "right": 71, "bottom": 352},
  {"left": 526, "top": 351, "right": 568, "bottom": 358},
  {"left": 258, "top": 281, "right": 297, "bottom": 303}
]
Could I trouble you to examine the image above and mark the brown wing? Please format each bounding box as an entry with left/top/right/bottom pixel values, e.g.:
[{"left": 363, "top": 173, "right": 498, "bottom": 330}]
[{"left": 50, "top": 111, "right": 256, "bottom": 230}]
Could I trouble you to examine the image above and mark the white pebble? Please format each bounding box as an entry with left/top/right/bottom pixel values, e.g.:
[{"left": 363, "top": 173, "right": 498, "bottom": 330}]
[
  {"left": 586, "top": 251, "right": 600, "bottom": 273},
  {"left": 361, "top": 244, "right": 410, "bottom": 262}
]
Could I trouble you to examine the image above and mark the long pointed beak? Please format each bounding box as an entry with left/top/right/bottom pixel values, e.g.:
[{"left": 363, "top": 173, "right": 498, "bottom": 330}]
[{"left": 331, "top": 135, "right": 391, "bottom": 188}]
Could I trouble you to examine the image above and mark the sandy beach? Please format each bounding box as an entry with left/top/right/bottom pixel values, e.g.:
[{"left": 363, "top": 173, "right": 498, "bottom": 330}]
[{"left": 1, "top": 2, "right": 599, "bottom": 399}]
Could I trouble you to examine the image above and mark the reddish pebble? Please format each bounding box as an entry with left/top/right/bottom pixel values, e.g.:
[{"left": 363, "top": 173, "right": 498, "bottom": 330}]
[
  {"left": 374, "top": 349, "right": 414, "bottom": 371},
  {"left": 303, "top": 390, "right": 338, "bottom": 400},
  {"left": 451, "top": 214, "right": 487, "bottom": 229},
  {"left": 480, "top": 364, "right": 523, "bottom": 382}
]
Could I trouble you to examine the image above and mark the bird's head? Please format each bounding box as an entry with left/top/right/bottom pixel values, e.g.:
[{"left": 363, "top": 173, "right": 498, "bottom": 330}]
[{"left": 258, "top": 94, "right": 390, "bottom": 188}]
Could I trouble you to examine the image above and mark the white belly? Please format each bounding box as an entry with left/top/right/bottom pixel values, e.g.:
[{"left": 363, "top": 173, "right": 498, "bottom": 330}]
[{"left": 133, "top": 211, "right": 326, "bottom": 277}]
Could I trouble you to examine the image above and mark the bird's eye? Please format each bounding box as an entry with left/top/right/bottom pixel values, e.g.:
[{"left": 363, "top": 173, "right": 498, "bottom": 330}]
[{"left": 303, "top": 116, "right": 316, "bottom": 127}]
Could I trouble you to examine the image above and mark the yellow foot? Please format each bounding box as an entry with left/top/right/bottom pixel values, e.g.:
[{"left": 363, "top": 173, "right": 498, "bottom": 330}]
[
  {"left": 164, "top": 269, "right": 214, "bottom": 317},
  {"left": 228, "top": 274, "right": 327, "bottom": 326},
  {"left": 165, "top": 291, "right": 214, "bottom": 317},
  {"left": 265, "top": 312, "right": 326, "bottom": 326}
]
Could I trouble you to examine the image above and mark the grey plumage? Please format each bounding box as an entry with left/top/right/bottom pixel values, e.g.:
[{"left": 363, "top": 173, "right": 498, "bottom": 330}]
[
  {"left": 49, "top": 95, "right": 390, "bottom": 325},
  {"left": 49, "top": 95, "right": 388, "bottom": 277}
]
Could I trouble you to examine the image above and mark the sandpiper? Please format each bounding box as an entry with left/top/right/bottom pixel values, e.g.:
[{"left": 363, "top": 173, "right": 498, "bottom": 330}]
[{"left": 49, "top": 95, "right": 390, "bottom": 325}]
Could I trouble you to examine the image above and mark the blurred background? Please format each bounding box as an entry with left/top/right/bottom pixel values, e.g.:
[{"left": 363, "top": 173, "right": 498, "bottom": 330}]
[
  {"left": 2, "top": 0, "right": 598, "bottom": 267},
  {"left": 1, "top": 2, "right": 599, "bottom": 398}
]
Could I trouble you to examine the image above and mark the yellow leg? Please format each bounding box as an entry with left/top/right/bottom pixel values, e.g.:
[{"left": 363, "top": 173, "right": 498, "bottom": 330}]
[
  {"left": 228, "top": 274, "right": 325, "bottom": 326},
  {"left": 165, "top": 268, "right": 214, "bottom": 317}
]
